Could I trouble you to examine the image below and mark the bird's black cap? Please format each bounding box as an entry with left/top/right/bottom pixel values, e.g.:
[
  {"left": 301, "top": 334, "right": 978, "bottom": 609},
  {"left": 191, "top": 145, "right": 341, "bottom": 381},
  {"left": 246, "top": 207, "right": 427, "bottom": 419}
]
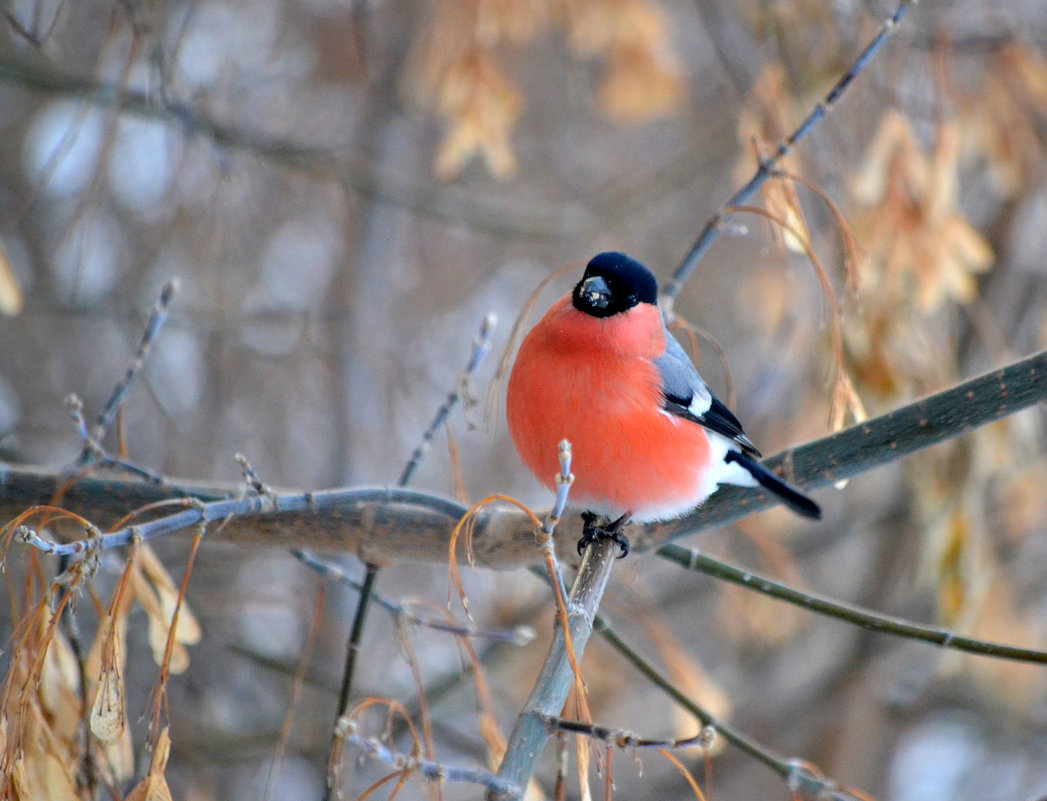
[{"left": 572, "top": 252, "right": 658, "bottom": 318}]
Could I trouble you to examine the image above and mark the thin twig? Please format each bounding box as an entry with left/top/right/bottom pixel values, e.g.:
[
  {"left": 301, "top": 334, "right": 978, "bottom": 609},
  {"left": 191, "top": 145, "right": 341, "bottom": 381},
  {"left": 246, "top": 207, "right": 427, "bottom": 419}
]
[
  {"left": 663, "top": 0, "right": 918, "bottom": 307},
  {"left": 336, "top": 314, "right": 496, "bottom": 673},
  {"left": 338, "top": 720, "right": 518, "bottom": 796},
  {"left": 236, "top": 454, "right": 274, "bottom": 497},
  {"left": 531, "top": 441, "right": 593, "bottom": 743},
  {"left": 392, "top": 617, "right": 437, "bottom": 786},
  {"left": 58, "top": 280, "right": 178, "bottom": 486},
  {"left": 291, "top": 550, "right": 533, "bottom": 643},
  {"left": 90, "top": 280, "right": 178, "bottom": 446},
  {"left": 398, "top": 314, "right": 496, "bottom": 487},
  {"left": 65, "top": 393, "right": 169, "bottom": 486},
  {"left": 539, "top": 713, "right": 715, "bottom": 750},
  {"left": 265, "top": 582, "right": 327, "bottom": 801},
  {"left": 148, "top": 519, "right": 205, "bottom": 744},
  {"left": 536, "top": 440, "right": 574, "bottom": 625},
  {"left": 657, "top": 544, "right": 1047, "bottom": 663},
  {"left": 332, "top": 565, "right": 378, "bottom": 732}
]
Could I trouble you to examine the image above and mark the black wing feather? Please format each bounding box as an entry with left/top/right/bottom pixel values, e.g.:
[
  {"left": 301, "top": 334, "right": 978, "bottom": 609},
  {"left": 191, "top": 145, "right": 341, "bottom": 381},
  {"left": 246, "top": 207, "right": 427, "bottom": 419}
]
[{"left": 662, "top": 398, "right": 761, "bottom": 457}]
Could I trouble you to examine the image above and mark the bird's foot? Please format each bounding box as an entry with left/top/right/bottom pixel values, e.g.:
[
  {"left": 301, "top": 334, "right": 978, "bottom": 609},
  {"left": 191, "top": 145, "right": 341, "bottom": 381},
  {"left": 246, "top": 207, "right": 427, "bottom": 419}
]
[{"left": 578, "top": 512, "right": 631, "bottom": 558}]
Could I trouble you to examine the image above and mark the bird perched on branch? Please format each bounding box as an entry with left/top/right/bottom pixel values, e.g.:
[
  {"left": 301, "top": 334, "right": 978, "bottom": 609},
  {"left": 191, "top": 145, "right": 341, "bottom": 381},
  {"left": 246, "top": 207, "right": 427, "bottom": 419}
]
[{"left": 506, "top": 251, "right": 821, "bottom": 557}]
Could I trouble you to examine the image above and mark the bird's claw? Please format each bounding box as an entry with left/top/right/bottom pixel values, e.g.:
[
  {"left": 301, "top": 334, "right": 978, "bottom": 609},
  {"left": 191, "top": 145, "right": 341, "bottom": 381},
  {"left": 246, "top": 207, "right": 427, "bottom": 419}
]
[
  {"left": 576, "top": 529, "right": 630, "bottom": 558},
  {"left": 577, "top": 512, "right": 631, "bottom": 558}
]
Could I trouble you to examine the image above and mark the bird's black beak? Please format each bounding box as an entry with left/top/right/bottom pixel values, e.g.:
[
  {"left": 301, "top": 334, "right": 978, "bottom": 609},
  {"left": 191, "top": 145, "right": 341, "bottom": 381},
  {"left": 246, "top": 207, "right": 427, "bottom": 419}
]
[{"left": 573, "top": 275, "right": 613, "bottom": 315}]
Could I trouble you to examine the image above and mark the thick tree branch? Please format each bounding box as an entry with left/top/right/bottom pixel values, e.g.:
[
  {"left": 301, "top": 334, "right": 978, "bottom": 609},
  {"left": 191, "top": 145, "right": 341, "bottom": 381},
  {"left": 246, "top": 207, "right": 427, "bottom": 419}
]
[{"left": 3, "top": 350, "right": 1045, "bottom": 567}]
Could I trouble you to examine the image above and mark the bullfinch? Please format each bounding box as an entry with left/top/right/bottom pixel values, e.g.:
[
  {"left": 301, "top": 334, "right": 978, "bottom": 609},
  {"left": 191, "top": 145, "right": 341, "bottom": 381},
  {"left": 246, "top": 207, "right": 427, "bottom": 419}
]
[{"left": 506, "top": 251, "right": 821, "bottom": 556}]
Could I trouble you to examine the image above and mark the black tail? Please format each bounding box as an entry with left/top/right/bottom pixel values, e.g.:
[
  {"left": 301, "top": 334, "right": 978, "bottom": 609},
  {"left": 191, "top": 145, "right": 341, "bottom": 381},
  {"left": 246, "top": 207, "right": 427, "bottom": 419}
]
[{"left": 725, "top": 451, "right": 821, "bottom": 519}]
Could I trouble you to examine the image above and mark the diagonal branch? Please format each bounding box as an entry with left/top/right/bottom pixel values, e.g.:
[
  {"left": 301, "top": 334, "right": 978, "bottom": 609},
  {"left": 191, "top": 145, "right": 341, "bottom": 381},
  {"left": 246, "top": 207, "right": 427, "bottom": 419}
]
[{"left": 663, "top": 0, "right": 919, "bottom": 305}]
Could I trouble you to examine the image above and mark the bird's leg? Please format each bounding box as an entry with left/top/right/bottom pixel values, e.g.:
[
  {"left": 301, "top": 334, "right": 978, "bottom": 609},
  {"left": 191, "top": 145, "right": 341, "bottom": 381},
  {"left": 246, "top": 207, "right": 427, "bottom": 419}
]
[{"left": 577, "top": 511, "right": 632, "bottom": 558}]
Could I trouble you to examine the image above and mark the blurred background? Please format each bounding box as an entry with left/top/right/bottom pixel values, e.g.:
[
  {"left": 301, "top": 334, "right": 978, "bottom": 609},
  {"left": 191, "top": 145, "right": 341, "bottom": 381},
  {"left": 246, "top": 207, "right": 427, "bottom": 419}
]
[{"left": 1, "top": 0, "right": 1047, "bottom": 798}]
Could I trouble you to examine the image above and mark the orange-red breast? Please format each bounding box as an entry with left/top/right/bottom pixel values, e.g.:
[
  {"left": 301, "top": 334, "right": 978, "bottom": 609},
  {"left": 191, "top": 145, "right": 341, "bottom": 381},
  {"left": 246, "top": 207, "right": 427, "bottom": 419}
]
[{"left": 506, "top": 252, "right": 820, "bottom": 554}]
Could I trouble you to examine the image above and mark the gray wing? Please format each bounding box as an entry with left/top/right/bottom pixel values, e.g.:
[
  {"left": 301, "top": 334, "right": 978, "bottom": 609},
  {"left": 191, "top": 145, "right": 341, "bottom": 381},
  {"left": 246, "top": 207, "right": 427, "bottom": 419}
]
[{"left": 654, "top": 331, "right": 761, "bottom": 457}]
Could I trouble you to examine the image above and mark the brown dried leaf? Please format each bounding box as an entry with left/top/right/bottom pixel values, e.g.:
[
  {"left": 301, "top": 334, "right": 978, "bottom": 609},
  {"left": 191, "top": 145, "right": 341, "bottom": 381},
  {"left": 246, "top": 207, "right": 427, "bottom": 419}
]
[
  {"left": 735, "top": 62, "right": 796, "bottom": 179},
  {"left": 130, "top": 545, "right": 199, "bottom": 673},
  {"left": 575, "top": 733, "right": 592, "bottom": 801},
  {"left": 846, "top": 107, "right": 997, "bottom": 402},
  {"left": 99, "top": 721, "right": 136, "bottom": 785},
  {"left": 926, "top": 120, "right": 961, "bottom": 223},
  {"left": 89, "top": 589, "right": 130, "bottom": 744},
  {"left": 131, "top": 567, "right": 189, "bottom": 672},
  {"left": 411, "top": 0, "right": 686, "bottom": 177},
  {"left": 433, "top": 52, "right": 522, "bottom": 179},
  {"left": 523, "top": 778, "right": 547, "bottom": 801},
  {"left": 90, "top": 662, "right": 125, "bottom": 743},
  {"left": 38, "top": 620, "right": 81, "bottom": 744},
  {"left": 562, "top": 0, "right": 668, "bottom": 56},
  {"left": 763, "top": 177, "right": 810, "bottom": 254},
  {"left": 829, "top": 367, "right": 868, "bottom": 434},
  {"left": 147, "top": 611, "right": 190, "bottom": 675},
  {"left": 961, "top": 72, "right": 1041, "bottom": 197},
  {"left": 912, "top": 445, "right": 988, "bottom": 627},
  {"left": 14, "top": 702, "right": 79, "bottom": 801},
  {"left": 944, "top": 216, "right": 993, "bottom": 274},
  {"left": 38, "top": 752, "right": 80, "bottom": 801},
  {"left": 126, "top": 727, "right": 174, "bottom": 801},
  {"left": 596, "top": 44, "right": 683, "bottom": 122},
  {"left": 475, "top": 0, "right": 548, "bottom": 45},
  {"left": 851, "top": 110, "right": 917, "bottom": 204},
  {"left": 138, "top": 544, "right": 202, "bottom": 646}
]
